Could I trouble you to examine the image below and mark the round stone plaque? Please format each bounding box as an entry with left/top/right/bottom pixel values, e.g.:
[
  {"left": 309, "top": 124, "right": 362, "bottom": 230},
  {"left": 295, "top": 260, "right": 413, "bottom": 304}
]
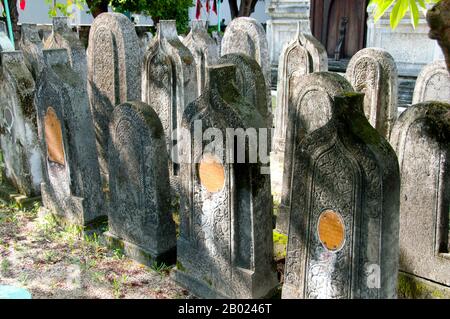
[
  {"left": 198, "top": 153, "right": 225, "bottom": 193},
  {"left": 318, "top": 209, "right": 345, "bottom": 251},
  {"left": 44, "top": 107, "right": 65, "bottom": 166}
]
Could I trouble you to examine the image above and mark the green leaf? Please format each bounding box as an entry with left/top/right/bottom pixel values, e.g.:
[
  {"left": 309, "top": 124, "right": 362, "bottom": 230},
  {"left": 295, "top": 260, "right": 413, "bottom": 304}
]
[
  {"left": 409, "top": 0, "right": 419, "bottom": 29},
  {"left": 373, "top": 0, "right": 396, "bottom": 22},
  {"left": 390, "top": 0, "right": 409, "bottom": 29},
  {"left": 417, "top": 0, "right": 427, "bottom": 8}
]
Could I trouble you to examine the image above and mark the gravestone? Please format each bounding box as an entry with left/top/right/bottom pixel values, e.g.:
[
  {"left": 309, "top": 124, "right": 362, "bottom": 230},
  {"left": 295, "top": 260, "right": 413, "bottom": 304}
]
[
  {"left": 273, "top": 26, "right": 328, "bottom": 155},
  {"left": 139, "top": 32, "right": 153, "bottom": 57},
  {"left": 35, "top": 49, "right": 104, "bottom": 226},
  {"left": 44, "top": 17, "right": 87, "bottom": 84},
  {"left": 390, "top": 101, "right": 450, "bottom": 288},
  {"left": 211, "top": 31, "right": 223, "bottom": 55},
  {"left": 183, "top": 20, "right": 219, "bottom": 95},
  {"left": 282, "top": 93, "right": 400, "bottom": 299},
  {"left": 221, "top": 17, "right": 271, "bottom": 110},
  {"left": 277, "top": 72, "right": 354, "bottom": 235},
  {"left": 142, "top": 20, "right": 197, "bottom": 189},
  {"left": 346, "top": 48, "right": 398, "bottom": 138},
  {"left": 412, "top": 60, "right": 450, "bottom": 104},
  {"left": 0, "top": 21, "right": 14, "bottom": 52},
  {"left": 173, "top": 65, "right": 278, "bottom": 298},
  {"left": 105, "top": 101, "right": 176, "bottom": 266},
  {"left": 19, "top": 24, "right": 45, "bottom": 80},
  {"left": 0, "top": 51, "right": 42, "bottom": 196},
  {"left": 87, "top": 12, "right": 141, "bottom": 184},
  {"left": 218, "top": 53, "right": 270, "bottom": 125}
]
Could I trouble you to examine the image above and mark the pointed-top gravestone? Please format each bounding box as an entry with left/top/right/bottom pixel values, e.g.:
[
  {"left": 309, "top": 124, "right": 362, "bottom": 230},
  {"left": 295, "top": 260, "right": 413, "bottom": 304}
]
[
  {"left": 218, "top": 53, "right": 270, "bottom": 126},
  {"left": 0, "top": 21, "right": 14, "bottom": 52},
  {"left": 277, "top": 72, "right": 354, "bottom": 235},
  {"left": 36, "top": 49, "right": 104, "bottom": 226},
  {"left": 142, "top": 20, "right": 198, "bottom": 189},
  {"left": 87, "top": 12, "right": 141, "bottom": 185},
  {"left": 105, "top": 101, "right": 176, "bottom": 266},
  {"left": 273, "top": 23, "right": 328, "bottom": 154},
  {"left": 183, "top": 20, "right": 219, "bottom": 95},
  {"left": 0, "top": 51, "right": 42, "bottom": 196},
  {"left": 19, "top": 24, "right": 45, "bottom": 80},
  {"left": 44, "top": 17, "right": 87, "bottom": 84},
  {"left": 412, "top": 60, "right": 450, "bottom": 104},
  {"left": 283, "top": 93, "right": 400, "bottom": 299},
  {"left": 390, "top": 101, "right": 450, "bottom": 288},
  {"left": 173, "top": 64, "right": 277, "bottom": 299},
  {"left": 221, "top": 17, "right": 271, "bottom": 109},
  {"left": 346, "top": 48, "right": 398, "bottom": 138}
]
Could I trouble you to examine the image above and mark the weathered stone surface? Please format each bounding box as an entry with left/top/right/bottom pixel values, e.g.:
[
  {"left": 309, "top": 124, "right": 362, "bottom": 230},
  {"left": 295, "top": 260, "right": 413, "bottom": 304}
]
[
  {"left": 142, "top": 20, "right": 197, "bottom": 186},
  {"left": 105, "top": 101, "right": 176, "bottom": 266},
  {"left": 44, "top": 17, "right": 87, "bottom": 84},
  {"left": 19, "top": 24, "right": 45, "bottom": 80},
  {"left": 139, "top": 31, "right": 153, "bottom": 57},
  {"left": 273, "top": 25, "right": 328, "bottom": 154},
  {"left": 173, "top": 65, "right": 277, "bottom": 299},
  {"left": 221, "top": 17, "right": 271, "bottom": 109},
  {"left": 211, "top": 31, "right": 223, "bottom": 55},
  {"left": 282, "top": 93, "right": 400, "bottom": 299},
  {"left": 0, "top": 21, "right": 14, "bottom": 52},
  {"left": 412, "top": 60, "right": 450, "bottom": 104},
  {"left": 0, "top": 51, "right": 42, "bottom": 196},
  {"left": 346, "top": 48, "right": 398, "bottom": 136},
  {"left": 390, "top": 101, "right": 450, "bottom": 287},
  {"left": 87, "top": 12, "right": 141, "bottom": 184},
  {"left": 183, "top": 20, "right": 219, "bottom": 95},
  {"left": 277, "top": 72, "right": 354, "bottom": 235},
  {"left": 346, "top": 48, "right": 398, "bottom": 138},
  {"left": 218, "top": 53, "right": 270, "bottom": 126},
  {"left": 35, "top": 49, "right": 104, "bottom": 226}
]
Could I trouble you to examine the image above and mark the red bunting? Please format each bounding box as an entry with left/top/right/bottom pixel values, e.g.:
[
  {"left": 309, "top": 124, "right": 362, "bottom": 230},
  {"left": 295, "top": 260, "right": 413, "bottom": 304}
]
[
  {"left": 206, "top": 0, "right": 210, "bottom": 13},
  {"left": 20, "top": 0, "right": 27, "bottom": 11},
  {"left": 212, "top": 0, "right": 217, "bottom": 15},
  {"left": 195, "top": 0, "right": 202, "bottom": 19}
]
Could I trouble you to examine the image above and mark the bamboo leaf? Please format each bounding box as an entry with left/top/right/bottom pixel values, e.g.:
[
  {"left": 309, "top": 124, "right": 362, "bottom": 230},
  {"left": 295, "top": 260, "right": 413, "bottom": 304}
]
[
  {"left": 409, "top": 0, "right": 419, "bottom": 29},
  {"left": 373, "top": 0, "right": 396, "bottom": 22},
  {"left": 390, "top": 0, "right": 409, "bottom": 29}
]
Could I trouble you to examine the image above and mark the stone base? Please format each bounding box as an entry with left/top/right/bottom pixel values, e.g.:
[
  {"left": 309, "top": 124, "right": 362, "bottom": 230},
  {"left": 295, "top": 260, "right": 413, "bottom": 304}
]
[
  {"left": 398, "top": 271, "right": 450, "bottom": 299},
  {"left": 104, "top": 231, "right": 176, "bottom": 267},
  {"left": 171, "top": 268, "right": 279, "bottom": 299},
  {"left": 0, "top": 181, "right": 41, "bottom": 209},
  {"left": 171, "top": 269, "right": 228, "bottom": 299},
  {"left": 38, "top": 206, "right": 107, "bottom": 233}
]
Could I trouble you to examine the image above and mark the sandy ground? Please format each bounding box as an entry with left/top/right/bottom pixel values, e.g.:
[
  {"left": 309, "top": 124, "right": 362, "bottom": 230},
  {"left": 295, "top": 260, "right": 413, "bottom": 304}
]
[{"left": 0, "top": 201, "right": 193, "bottom": 299}]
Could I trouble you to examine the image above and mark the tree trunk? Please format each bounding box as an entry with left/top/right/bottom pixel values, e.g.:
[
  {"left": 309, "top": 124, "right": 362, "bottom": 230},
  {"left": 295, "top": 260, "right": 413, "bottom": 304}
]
[
  {"left": 427, "top": 0, "right": 450, "bottom": 74},
  {"left": 229, "top": 0, "right": 239, "bottom": 19},
  {"left": 86, "top": 0, "right": 109, "bottom": 18}
]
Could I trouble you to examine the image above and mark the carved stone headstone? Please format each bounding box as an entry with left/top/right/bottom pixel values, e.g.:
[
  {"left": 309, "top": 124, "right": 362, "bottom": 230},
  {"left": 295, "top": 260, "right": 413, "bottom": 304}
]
[
  {"left": 221, "top": 17, "right": 271, "bottom": 109},
  {"left": 105, "top": 101, "right": 176, "bottom": 266},
  {"left": 277, "top": 72, "right": 354, "bottom": 234},
  {"left": 139, "top": 32, "right": 153, "bottom": 57},
  {"left": 44, "top": 17, "right": 87, "bottom": 84},
  {"left": 211, "top": 31, "right": 223, "bottom": 55},
  {"left": 0, "top": 51, "right": 42, "bottom": 196},
  {"left": 87, "top": 12, "right": 141, "bottom": 184},
  {"left": 412, "top": 60, "right": 450, "bottom": 104},
  {"left": 35, "top": 49, "right": 104, "bottom": 225},
  {"left": 142, "top": 20, "right": 197, "bottom": 188},
  {"left": 183, "top": 20, "right": 219, "bottom": 95},
  {"left": 218, "top": 53, "right": 270, "bottom": 125},
  {"left": 19, "top": 24, "right": 45, "bottom": 80},
  {"left": 282, "top": 93, "right": 400, "bottom": 299},
  {"left": 273, "top": 26, "right": 328, "bottom": 154},
  {"left": 390, "top": 101, "right": 450, "bottom": 287},
  {"left": 346, "top": 48, "right": 398, "bottom": 138},
  {"left": 0, "top": 21, "right": 14, "bottom": 52},
  {"left": 173, "top": 65, "right": 278, "bottom": 298}
]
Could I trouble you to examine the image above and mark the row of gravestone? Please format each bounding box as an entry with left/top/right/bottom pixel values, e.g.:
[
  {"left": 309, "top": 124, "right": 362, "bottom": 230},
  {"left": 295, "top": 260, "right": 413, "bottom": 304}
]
[{"left": 0, "top": 14, "right": 449, "bottom": 299}]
